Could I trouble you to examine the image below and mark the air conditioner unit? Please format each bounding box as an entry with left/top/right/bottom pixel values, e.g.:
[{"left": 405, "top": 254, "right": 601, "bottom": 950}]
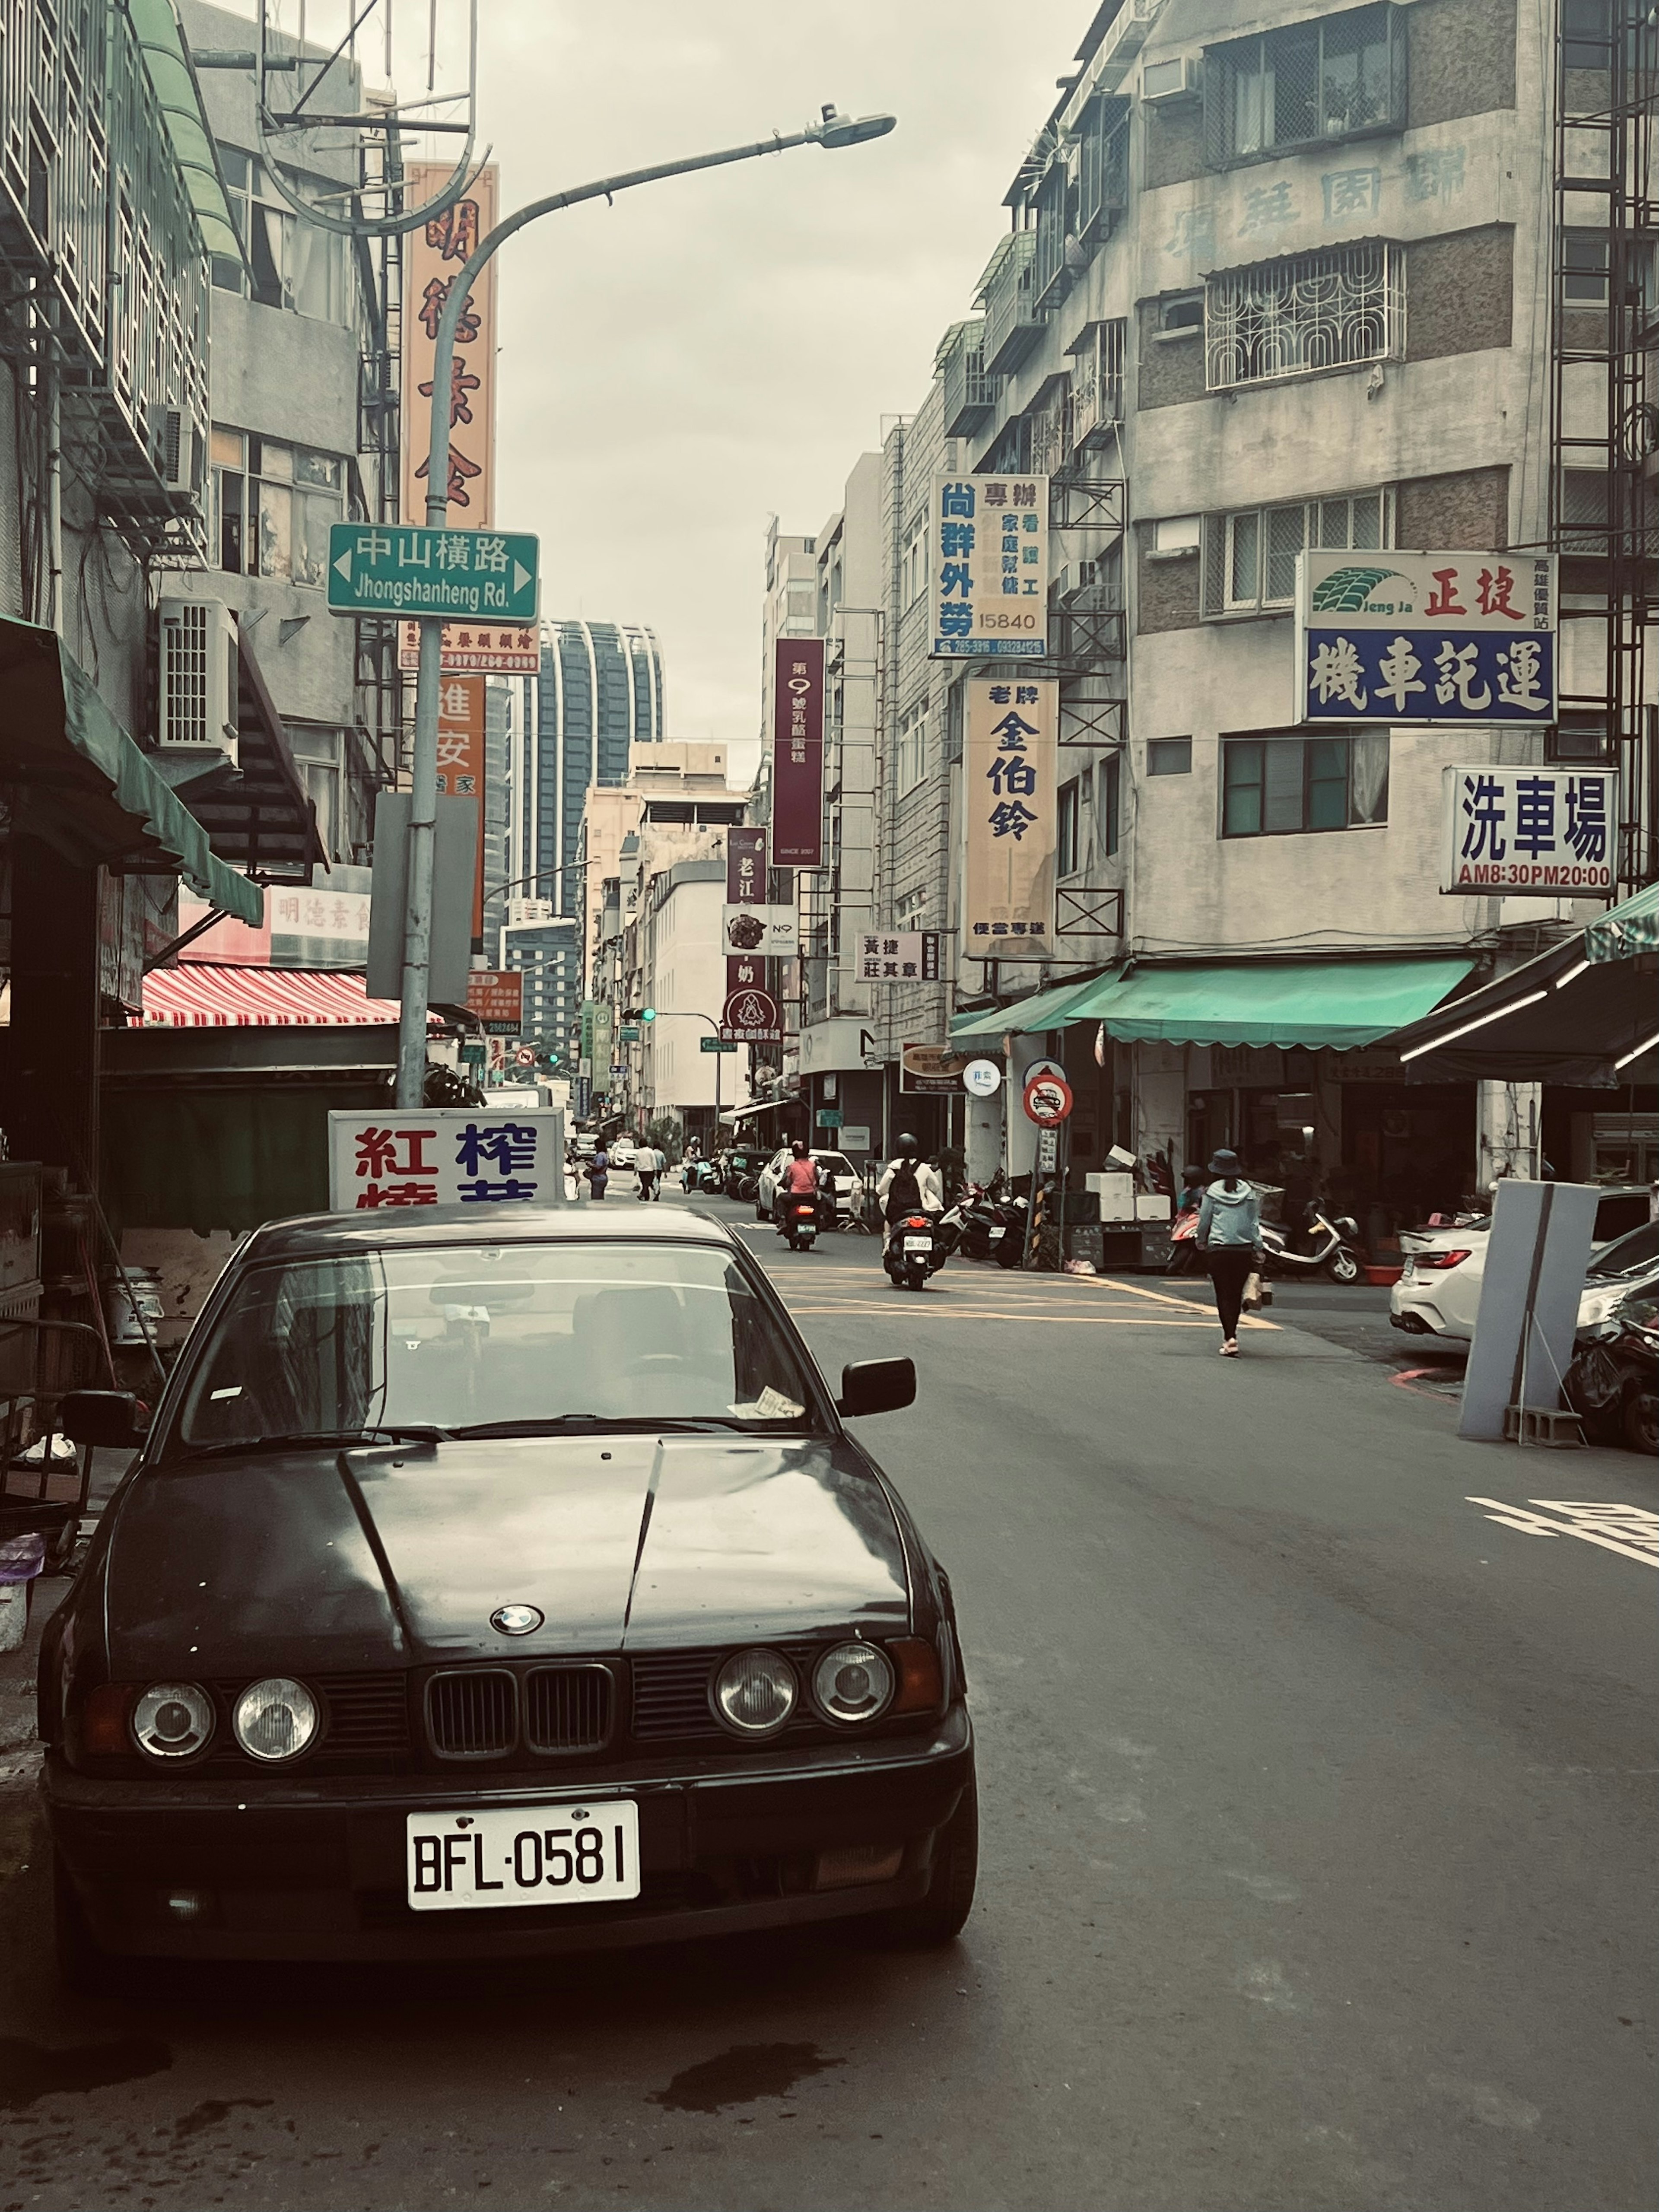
[
  {"left": 157, "top": 599, "right": 239, "bottom": 766},
  {"left": 149, "top": 406, "right": 203, "bottom": 493},
  {"left": 1142, "top": 54, "right": 1202, "bottom": 104}
]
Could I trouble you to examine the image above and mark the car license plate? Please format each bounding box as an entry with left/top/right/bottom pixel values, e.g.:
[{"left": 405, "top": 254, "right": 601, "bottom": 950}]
[
  {"left": 988, "top": 1227, "right": 1004, "bottom": 1240},
  {"left": 904, "top": 1236, "right": 932, "bottom": 1252},
  {"left": 406, "top": 1799, "right": 640, "bottom": 1912}
]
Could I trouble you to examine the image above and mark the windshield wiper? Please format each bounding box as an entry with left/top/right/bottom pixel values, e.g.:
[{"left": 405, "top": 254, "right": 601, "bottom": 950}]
[
  {"left": 449, "top": 1414, "right": 804, "bottom": 1439},
  {"left": 179, "top": 1425, "right": 450, "bottom": 1461}
]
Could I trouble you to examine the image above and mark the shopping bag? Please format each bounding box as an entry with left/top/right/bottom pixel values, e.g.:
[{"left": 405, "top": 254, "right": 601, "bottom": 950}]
[{"left": 1241, "top": 1270, "right": 1264, "bottom": 1311}]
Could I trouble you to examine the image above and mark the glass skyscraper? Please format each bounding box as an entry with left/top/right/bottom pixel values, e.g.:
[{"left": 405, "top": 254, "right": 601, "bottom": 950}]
[{"left": 510, "top": 620, "right": 665, "bottom": 920}]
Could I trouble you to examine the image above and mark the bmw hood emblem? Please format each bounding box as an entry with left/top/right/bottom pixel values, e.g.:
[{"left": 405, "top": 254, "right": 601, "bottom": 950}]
[{"left": 490, "top": 1604, "right": 544, "bottom": 1637}]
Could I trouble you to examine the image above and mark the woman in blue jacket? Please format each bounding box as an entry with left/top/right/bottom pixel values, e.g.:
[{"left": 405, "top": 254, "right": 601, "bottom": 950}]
[{"left": 1195, "top": 1149, "right": 1262, "bottom": 1357}]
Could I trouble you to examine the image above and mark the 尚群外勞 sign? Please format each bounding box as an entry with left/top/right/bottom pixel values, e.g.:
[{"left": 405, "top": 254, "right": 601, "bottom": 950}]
[
  {"left": 1298, "top": 550, "right": 1557, "bottom": 725},
  {"left": 1440, "top": 764, "right": 1617, "bottom": 894},
  {"left": 928, "top": 474, "right": 1049, "bottom": 659}
]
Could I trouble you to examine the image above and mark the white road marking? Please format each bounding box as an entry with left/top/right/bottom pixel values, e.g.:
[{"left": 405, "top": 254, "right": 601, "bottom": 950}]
[{"left": 1465, "top": 1497, "right": 1659, "bottom": 1568}]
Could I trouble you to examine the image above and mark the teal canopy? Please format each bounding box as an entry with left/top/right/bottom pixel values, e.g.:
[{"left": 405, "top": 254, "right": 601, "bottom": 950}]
[
  {"left": 949, "top": 973, "right": 1109, "bottom": 1045},
  {"left": 0, "top": 618, "right": 263, "bottom": 925},
  {"left": 1585, "top": 883, "right": 1659, "bottom": 963},
  {"left": 129, "top": 0, "right": 246, "bottom": 265},
  {"left": 1065, "top": 957, "right": 1474, "bottom": 1050}
]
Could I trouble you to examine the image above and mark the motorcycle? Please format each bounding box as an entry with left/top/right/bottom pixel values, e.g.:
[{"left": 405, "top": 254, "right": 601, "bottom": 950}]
[
  {"left": 779, "top": 1196, "right": 820, "bottom": 1252},
  {"left": 1259, "top": 1202, "right": 1364, "bottom": 1285},
  {"left": 947, "top": 1179, "right": 1007, "bottom": 1262},
  {"left": 680, "top": 1157, "right": 720, "bottom": 1194},
  {"left": 1166, "top": 1194, "right": 1205, "bottom": 1275},
  {"left": 884, "top": 1211, "right": 941, "bottom": 1290},
  {"left": 1567, "top": 1277, "right": 1659, "bottom": 1454}
]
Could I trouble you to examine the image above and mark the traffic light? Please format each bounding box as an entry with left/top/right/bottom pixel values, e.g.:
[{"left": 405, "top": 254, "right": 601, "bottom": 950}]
[{"left": 641, "top": 1007, "right": 656, "bottom": 1023}]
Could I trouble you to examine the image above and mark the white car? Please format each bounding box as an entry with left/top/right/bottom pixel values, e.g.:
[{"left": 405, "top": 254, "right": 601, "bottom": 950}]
[
  {"left": 756, "top": 1148, "right": 865, "bottom": 1222},
  {"left": 608, "top": 1138, "right": 639, "bottom": 1168},
  {"left": 1391, "top": 1213, "right": 1659, "bottom": 1344}
]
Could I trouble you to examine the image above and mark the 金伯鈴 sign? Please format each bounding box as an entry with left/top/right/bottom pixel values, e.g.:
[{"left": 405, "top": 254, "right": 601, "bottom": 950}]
[
  {"left": 1298, "top": 551, "right": 1557, "bottom": 725},
  {"left": 327, "top": 1109, "right": 564, "bottom": 1210},
  {"left": 964, "top": 677, "right": 1058, "bottom": 948},
  {"left": 1440, "top": 765, "right": 1616, "bottom": 894},
  {"left": 928, "top": 474, "right": 1049, "bottom": 659}
]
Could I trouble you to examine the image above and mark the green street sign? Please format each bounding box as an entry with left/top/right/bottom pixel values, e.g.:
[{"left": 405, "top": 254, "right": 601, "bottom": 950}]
[
  {"left": 326, "top": 524, "right": 540, "bottom": 621},
  {"left": 699, "top": 1035, "right": 738, "bottom": 1053},
  {"left": 459, "top": 1041, "right": 486, "bottom": 1065},
  {"left": 817, "top": 1107, "right": 843, "bottom": 1128},
  {"left": 620, "top": 1025, "right": 641, "bottom": 1043}
]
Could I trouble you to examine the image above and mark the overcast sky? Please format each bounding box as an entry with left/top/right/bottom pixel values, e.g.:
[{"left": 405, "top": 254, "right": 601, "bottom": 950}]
[{"left": 463, "top": 3, "right": 1078, "bottom": 764}]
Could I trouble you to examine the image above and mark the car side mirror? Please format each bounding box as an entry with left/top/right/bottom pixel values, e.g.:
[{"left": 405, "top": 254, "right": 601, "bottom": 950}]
[
  {"left": 59, "top": 1390, "right": 148, "bottom": 1449},
  {"left": 836, "top": 1358, "right": 916, "bottom": 1418}
]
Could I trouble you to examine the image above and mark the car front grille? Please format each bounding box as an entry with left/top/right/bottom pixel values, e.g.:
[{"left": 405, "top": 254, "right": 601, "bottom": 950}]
[
  {"left": 426, "top": 1668, "right": 517, "bottom": 1760},
  {"left": 524, "top": 1665, "right": 613, "bottom": 1753}
]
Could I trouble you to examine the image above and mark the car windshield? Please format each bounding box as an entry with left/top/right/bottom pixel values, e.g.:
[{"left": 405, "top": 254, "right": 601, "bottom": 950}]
[
  {"left": 1589, "top": 1221, "right": 1659, "bottom": 1280},
  {"left": 170, "top": 1241, "right": 822, "bottom": 1454}
]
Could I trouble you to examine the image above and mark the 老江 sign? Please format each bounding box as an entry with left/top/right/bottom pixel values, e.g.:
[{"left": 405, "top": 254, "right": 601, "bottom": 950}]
[{"left": 1298, "top": 551, "right": 1556, "bottom": 725}]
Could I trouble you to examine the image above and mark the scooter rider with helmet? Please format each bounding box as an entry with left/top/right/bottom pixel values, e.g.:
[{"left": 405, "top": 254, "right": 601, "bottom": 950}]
[
  {"left": 776, "top": 1139, "right": 823, "bottom": 1228},
  {"left": 877, "top": 1135, "right": 944, "bottom": 1252}
]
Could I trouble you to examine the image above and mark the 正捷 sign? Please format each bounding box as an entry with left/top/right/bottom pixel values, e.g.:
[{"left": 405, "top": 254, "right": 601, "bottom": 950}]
[
  {"left": 928, "top": 474, "right": 1049, "bottom": 658},
  {"left": 1298, "top": 551, "right": 1557, "bottom": 725},
  {"left": 327, "top": 1109, "right": 565, "bottom": 1210},
  {"left": 1440, "top": 764, "right": 1617, "bottom": 894}
]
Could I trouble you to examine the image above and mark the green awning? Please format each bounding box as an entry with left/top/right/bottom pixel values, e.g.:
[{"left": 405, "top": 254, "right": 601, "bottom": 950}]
[
  {"left": 949, "top": 973, "right": 1109, "bottom": 1045},
  {"left": 0, "top": 618, "right": 264, "bottom": 925},
  {"left": 129, "top": 0, "right": 246, "bottom": 265},
  {"left": 1585, "top": 883, "right": 1659, "bottom": 963},
  {"left": 1066, "top": 957, "right": 1474, "bottom": 1050}
]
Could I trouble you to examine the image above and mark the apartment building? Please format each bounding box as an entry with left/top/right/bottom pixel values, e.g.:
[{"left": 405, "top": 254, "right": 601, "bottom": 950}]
[{"left": 780, "top": 0, "right": 1645, "bottom": 1227}]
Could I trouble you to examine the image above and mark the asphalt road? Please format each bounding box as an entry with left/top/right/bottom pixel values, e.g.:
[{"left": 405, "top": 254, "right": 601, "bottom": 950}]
[{"left": 0, "top": 1184, "right": 1653, "bottom": 2211}]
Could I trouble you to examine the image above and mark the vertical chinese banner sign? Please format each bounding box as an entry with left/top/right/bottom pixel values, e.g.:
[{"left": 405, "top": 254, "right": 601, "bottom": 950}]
[
  {"left": 927, "top": 474, "right": 1049, "bottom": 660},
  {"left": 402, "top": 164, "right": 500, "bottom": 947},
  {"left": 771, "top": 638, "right": 824, "bottom": 866},
  {"left": 963, "top": 677, "right": 1058, "bottom": 950},
  {"left": 435, "top": 675, "right": 488, "bottom": 937},
  {"left": 725, "top": 825, "right": 770, "bottom": 1015}
]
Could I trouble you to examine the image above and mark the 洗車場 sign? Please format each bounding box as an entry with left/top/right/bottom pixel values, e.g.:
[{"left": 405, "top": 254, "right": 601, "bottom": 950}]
[
  {"left": 1440, "top": 764, "right": 1617, "bottom": 895},
  {"left": 328, "top": 525, "right": 539, "bottom": 622},
  {"left": 1298, "top": 551, "right": 1556, "bottom": 725}
]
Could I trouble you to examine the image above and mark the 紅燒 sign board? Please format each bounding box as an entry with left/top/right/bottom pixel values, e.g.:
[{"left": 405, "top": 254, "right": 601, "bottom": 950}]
[{"left": 328, "top": 1108, "right": 564, "bottom": 1210}]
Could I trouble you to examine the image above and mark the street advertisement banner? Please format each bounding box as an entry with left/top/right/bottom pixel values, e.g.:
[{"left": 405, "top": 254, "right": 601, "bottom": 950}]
[
  {"left": 465, "top": 970, "right": 524, "bottom": 1035},
  {"left": 855, "top": 931, "right": 941, "bottom": 984},
  {"left": 963, "top": 676, "right": 1058, "bottom": 948},
  {"left": 726, "top": 825, "right": 767, "bottom": 905},
  {"left": 928, "top": 474, "right": 1049, "bottom": 659},
  {"left": 1297, "top": 550, "right": 1557, "bottom": 725},
  {"left": 1440, "top": 764, "right": 1617, "bottom": 894},
  {"left": 400, "top": 162, "right": 499, "bottom": 527},
  {"left": 724, "top": 953, "right": 781, "bottom": 1044},
  {"left": 328, "top": 1108, "right": 564, "bottom": 1211},
  {"left": 900, "top": 1043, "right": 976, "bottom": 1095},
  {"left": 435, "top": 674, "right": 489, "bottom": 940},
  {"left": 771, "top": 639, "right": 824, "bottom": 865},
  {"left": 399, "top": 618, "right": 538, "bottom": 674},
  {"left": 721, "top": 904, "right": 795, "bottom": 956}
]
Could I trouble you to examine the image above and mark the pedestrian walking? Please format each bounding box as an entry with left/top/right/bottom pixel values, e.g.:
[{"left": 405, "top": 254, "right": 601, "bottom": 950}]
[
  {"left": 585, "top": 1144, "right": 610, "bottom": 1203},
  {"left": 1195, "top": 1149, "right": 1262, "bottom": 1356},
  {"left": 635, "top": 1143, "right": 662, "bottom": 1201}
]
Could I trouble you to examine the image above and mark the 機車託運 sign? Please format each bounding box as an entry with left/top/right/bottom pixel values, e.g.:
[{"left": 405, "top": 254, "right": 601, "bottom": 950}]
[
  {"left": 327, "top": 1109, "right": 565, "bottom": 1210},
  {"left": 1298, "top": 550, "right": 1557, "bottom": 724},
  {"left": 964, "top": 677, "right": 1058, "bottom": 948},
  {"left": 928, "top": 474, "right": 1049, "bottom": 658},
  {"left": 1440, "top": 765, "right": 1617, "bottom": 894}
]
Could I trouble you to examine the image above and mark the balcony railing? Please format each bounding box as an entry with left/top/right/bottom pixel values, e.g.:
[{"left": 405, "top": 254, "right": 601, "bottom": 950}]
[
  {"left": 981, "top": 230, "right": 1045, "bottom": 377},
  {"left": 938, "top": 318, "right": 997, "bottom": 438},
  {"left": 0, "top": 0, "right": 210, "bottom": 556}
]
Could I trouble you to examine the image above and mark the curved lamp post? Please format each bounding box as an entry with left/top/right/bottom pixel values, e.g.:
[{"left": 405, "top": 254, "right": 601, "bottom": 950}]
[{"left": 396, "top": 105, "right": 897, "bottom": 1104}]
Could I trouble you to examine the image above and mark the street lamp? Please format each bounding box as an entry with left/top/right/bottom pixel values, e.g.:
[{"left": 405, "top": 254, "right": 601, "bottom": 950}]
[{"left": 395, "top": 104, "right": 898, "bottom": 1105}]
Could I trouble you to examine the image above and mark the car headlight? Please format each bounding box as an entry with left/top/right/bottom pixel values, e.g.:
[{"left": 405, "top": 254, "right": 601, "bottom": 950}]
[
  {"left": 713, "top": 1648, "right": 797, "bottom": 1736},
  {"left": 133, "top": 1682, "right": 215, "bottom": 1761},
  {"left": 232, "top": 1676, "right": 320, "bottom": 1762},
  {"left": 812, "top": 1640, "right": 894, "bottom": 1725}
]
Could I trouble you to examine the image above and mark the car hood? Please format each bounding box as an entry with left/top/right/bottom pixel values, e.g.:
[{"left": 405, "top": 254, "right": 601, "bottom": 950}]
[{"left": 102, "top": 1434, "right": 911, "bottom": 1677}]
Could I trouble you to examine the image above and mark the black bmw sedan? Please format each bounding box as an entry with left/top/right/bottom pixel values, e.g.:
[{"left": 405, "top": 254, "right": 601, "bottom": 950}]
[{"left": 41, "top": 1207, "right": 974, "bottom": 1979}]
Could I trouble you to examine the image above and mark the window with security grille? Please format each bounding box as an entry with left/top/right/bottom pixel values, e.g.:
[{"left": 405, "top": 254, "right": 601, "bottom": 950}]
[
  {"left": 1203, "top": 488, "right": 1391, "bottom": 617},
  {"left": 1204, "top": 3, "right": 1405, "bottom": 166},
  {"left": 212, "top": 428, "right": 345, "bottom": 586},
  {"left": 1220, "top": 732, "right": 1389, "bottom": 837},
  {"left": 1206, "top": 245, "right": 1402, "bottom": 391}
]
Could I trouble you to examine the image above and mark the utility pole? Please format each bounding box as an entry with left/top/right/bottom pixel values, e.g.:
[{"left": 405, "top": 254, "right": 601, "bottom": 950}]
[{"left": 396, "top": 105, "right": 896, "bottom": 1105}]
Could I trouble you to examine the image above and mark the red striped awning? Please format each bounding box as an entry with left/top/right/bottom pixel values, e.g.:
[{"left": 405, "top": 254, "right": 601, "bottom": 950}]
[{"left": 142, "top": 964, "right": 416, "bottom": 1028}]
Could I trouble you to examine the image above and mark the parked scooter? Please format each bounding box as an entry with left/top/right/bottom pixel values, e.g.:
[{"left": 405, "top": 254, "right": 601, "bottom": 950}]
[
  {"left": 884, "top": 1211, "right": 941, "bottom": 1290},
  {"left": 1259, "top": 1201, "right": 1364, "bottom": 1284},
  {"left": 778, "top": 1195, "right": 820, "bottom": 1252},
  {"left": 681, "top": 1157, "right": 721, "bottom": 1194},
  {"left": 1567, "top": 1275, "right": 1659, "bottom": 1454},
  {"left": 949, "top": 1179, "right": 1008, "bottom": 1262}
]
